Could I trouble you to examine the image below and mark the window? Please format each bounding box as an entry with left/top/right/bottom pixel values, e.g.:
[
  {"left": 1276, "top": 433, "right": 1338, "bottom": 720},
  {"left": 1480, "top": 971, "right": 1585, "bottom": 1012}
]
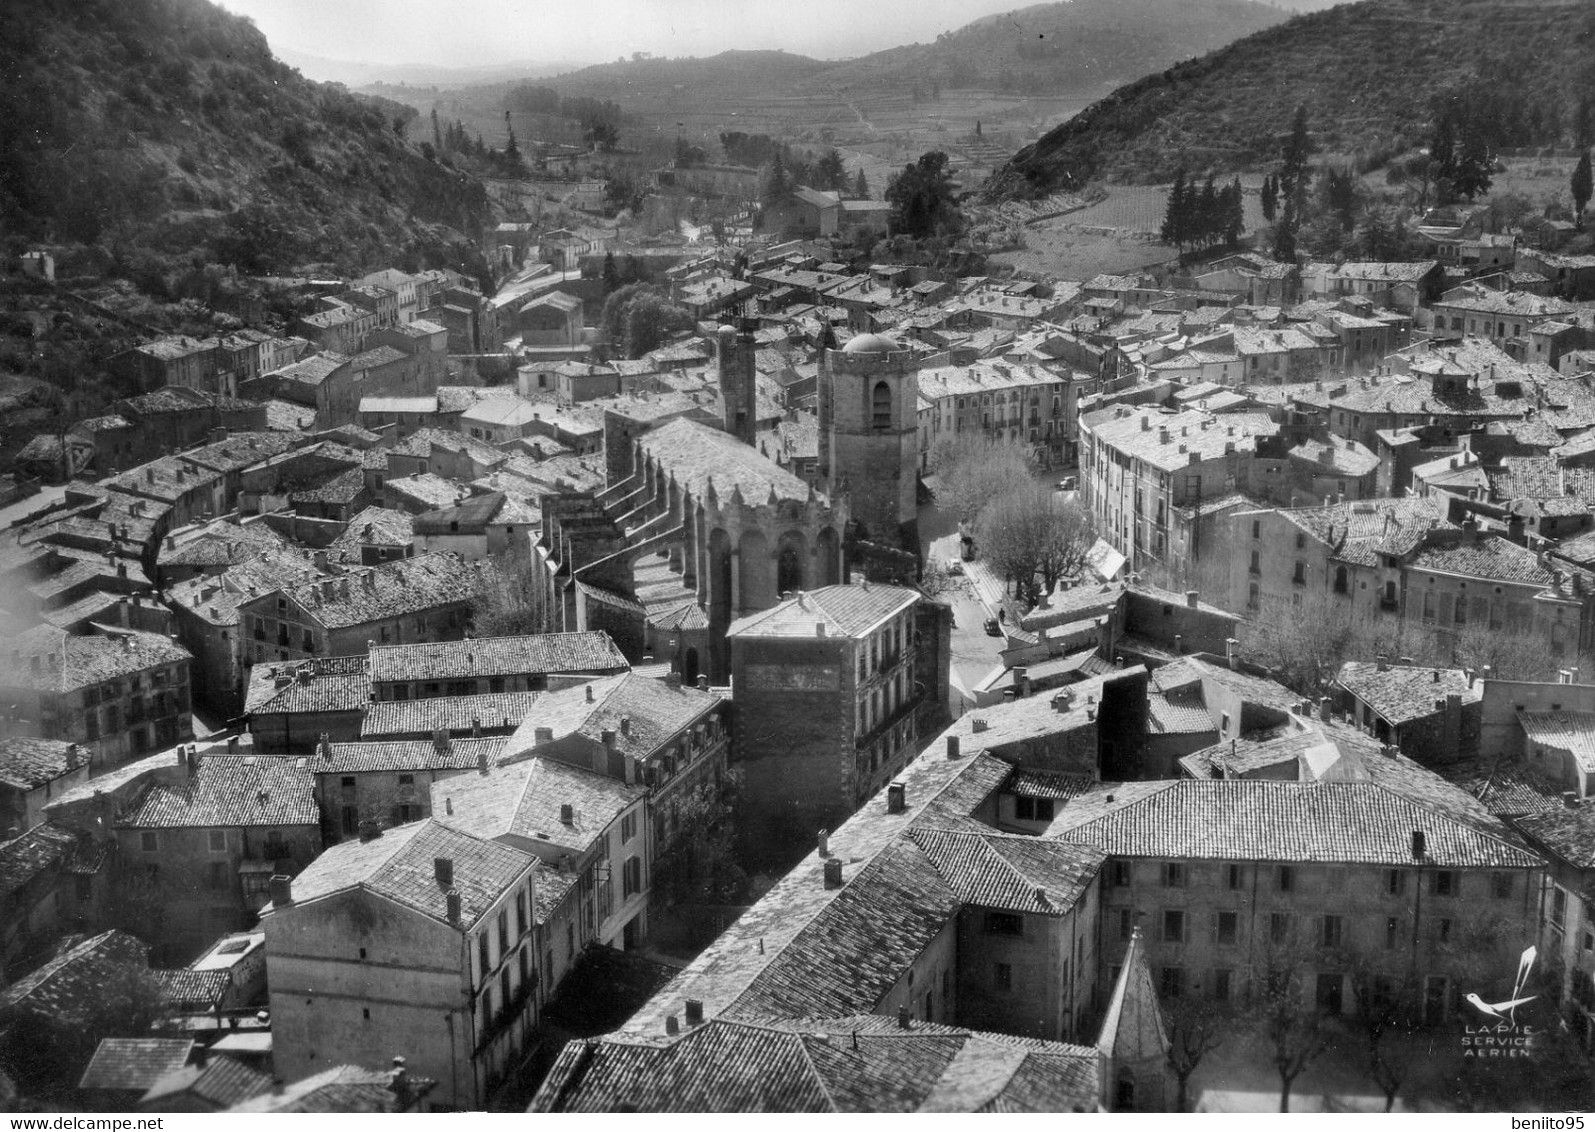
[
  {"left": 1552, "top": 888, "right": 1567, "bottom": 929},
  {"left": 1110, "top": 861, "right": 1131, "bottom": 887},
  {"left": 985, "top": 911, "right": 1023, "bottom": 937},
  {"left": 872, "top": 382, "right": 893, "bottom": 430},
  {"left": 1321, "top": 915, "right": 1344, "bottom": 949},
  {"left": 622, "top": 856, "right": 642, "bottom": 898},
  {"left": 1252, "top": 520, "right": 1261, "bottom": 540},
  {"left": 498, "top": 909, "right": 509, "bottom": 954},
  {"left": 1216, "top": 911, "right": 1238, "bottom": 945},
  {"left": 1159, "top": 967, "right": 1185, "bottom": 999},
  {"left": 1387, "top": 869, "right": 1406, "bottom": 896},
  {"left": 516, "top": 890, "right": 528, "bottom": 936},
  {"left": 1292, "top": 561, "right": 1306, "bottom": 586},
  {"left": 1334, "top": 566, "right": 1348, "bottom": 595},
  {"left": 1490, "top": 872, "right": 1514, "bottom": 900},
  {"left": 1269, "top": 913, "right": 1291, "bottom": 944},
  {"left": 1437, "top": 917, "right": 1453, "bottom": 944},
  {"left": 1163, "top": 862, "right": 1186, "bottom": 888},
  {"left": 398, "top": 773, "right": 414, "bottom": 787},
  {"left": 208, "top": 830, "right": 227, "bottom": 853},
  {"left": 994, "top": 963, "right": 1013, "bottom": 991},
  {"left": 1227, "top": 864, "right": 1242, "bottom": 890},
  {"left": 1213, "top": 969, "right": 1233, "bottom": 1001},
  {"left": 141, "top": 831, "right": 159, "bottom": 853},
  {"left": 478, "top": 932, "right": 491, "bottom": 978},
  {"left": 1162, "top": 910, "right": 1185, "bottom": 944},
  {"left": 1014, "top": 796, "right": 1055, "bottom": 821},
  {"left": 621, "top": 811, "right": 638, "bottom": 844},
  {"left": 1431, "top": 870, "right": 1457, "bottom": 897}
]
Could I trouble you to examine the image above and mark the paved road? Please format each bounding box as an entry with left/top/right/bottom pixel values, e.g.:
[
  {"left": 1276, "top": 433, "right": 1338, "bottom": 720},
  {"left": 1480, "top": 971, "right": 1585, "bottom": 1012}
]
[{"left": 927, "top": 534, "right": 1008, "bottom": 709}]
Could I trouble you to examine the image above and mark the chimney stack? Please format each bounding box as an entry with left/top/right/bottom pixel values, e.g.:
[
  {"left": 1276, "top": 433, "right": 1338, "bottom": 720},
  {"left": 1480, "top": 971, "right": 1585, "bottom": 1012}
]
[
  {"left": 1411, "top": 830, "right": 1426, "bottom": 860},
  {"left": 446, "top": 888, "right": 461, "bottom": 924},
  {"left": 823, "top": 857, "right": 844, "bottom": 889},
  {"left": 897, "top": 1005, "right": 910, "bottom": 1030},
  {"left": 684, "top": 999, "right": 704, "bottom": 1027},
  {"left": 666, "top": 1015, "right": 679, "bottom": 1035},
  {"left": 560, "top": 803, "right": 574, "bottom": 824},
  {"left": 434, "top": 857, "right": 454, "bottom": 887},
  {"left": 817, "top": 828, "right": 830, "bottom": 857},
  {"left": 887, "top": 781, "right": 906, "bottom": 813},
  {"left": 585, "top": 684, "right": 595, "bottom": 703},
  {"left": 946, "top": 735, "right": 961, "bottom": 760},
  {"left": 268, "top": 875, "right": 293, "bottom": 907},
  {"left": 1185, "top": 590, "right": 1198, "bottom": 608},
  {"left": 697, "top": 674, "right": 710, "bottom": 691}
]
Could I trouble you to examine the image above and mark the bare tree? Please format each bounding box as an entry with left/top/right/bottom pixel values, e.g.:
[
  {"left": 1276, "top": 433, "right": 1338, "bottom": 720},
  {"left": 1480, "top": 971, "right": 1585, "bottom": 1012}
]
[
  {"left": 975, "top": 482, "right": 1097, "bottom": 607},
  {"left": 927, "top": 433, "right": 1036, "bottom": 528},
  {"left": 1348, "top": 961, "right": 1418, "bottom": 1112},
  {"left": 1165, "top": 995, "right": 1231, "bottom": 1112},
  {"left": 1260, "top": 962, "right": 1331, "bottom": 1113},
  {"left": 1240, "top": 592, "right": 1442, "bottom": 698},
  {"left": 469, "top": 554, "right": 551, "bottom": 637}
]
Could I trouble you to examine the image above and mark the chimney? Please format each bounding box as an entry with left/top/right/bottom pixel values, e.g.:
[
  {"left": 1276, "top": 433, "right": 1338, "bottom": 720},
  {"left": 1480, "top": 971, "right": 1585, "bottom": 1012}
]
[
  {"left": 1411, "top": 830, "right": 1426, "bottom": 860},
  {"left": 816, "top": 622, "right": 826, "bottom": 637},
  {"left": 1013, "top": 666, "right": 1029, "bottom": 698},
  {"left": 1318, "top": 697, "right": 1332, "bottom": 722},
  {"left": 620, "top": 716, "right": 631, "bottom": 738},
  {"left": 601, "top": 728, "right": 616, "bottom": 750},
  {"left": 1376, "top": 654, "right": 1388, "bottom": 673},
  {"left": 887, "top": 781, "right": 906, "bottom": 813},
  {"left": 534, "top": 725, "right": 553, "bottom": 745},
  {"left": 684, "top": 999, "right": 704, "bottom": 1027},
  {"left": 946, "top": 735, "right": 961, "bottom": 760},
  {"left": 434, "top": 857, "right": 454, "bottom": 887},
  {"left": 477, "top": 745, "right": 490, "bottom": 776},
  {"left": 817, "top": 828, "right": 830, "bottom": 857},
  {"left": 1173, "top": 634, "right": 1183, "bottom": 654},
  {"left": 268, "top": 874, "right": 293, "bottom": 907},
  {"left": 823, "top": 857, "right": 844, "bottom": 889},
  {"left": 1564, "top": 792, "right": 1581, "bottom": 809},
  {"left": 1225, "top": 638, "right": 1239, "bottom": 669},
  {"left": 697, "top": 675, "right": 710, "bottom": 691},
  {"left": 445, "top": 797, "right": 453, "bottom": 816},
  {"left": 433, "top": 727, "right": 452, "bottom": 755},
  {"left": 666, "top": 1015, "right": 679, "bottom": 1035},
  {"left": 897, "top": 1005, "right": 910, "bottom": 1030},
  {"left": 972, "top": 718, "right": 988, "bottom": 733},
  {"left": 446, "top": 888, "right": 462, "bottom": 924},
  {"left": 585, "top": 685, "right": 595, "bottom": 703}
]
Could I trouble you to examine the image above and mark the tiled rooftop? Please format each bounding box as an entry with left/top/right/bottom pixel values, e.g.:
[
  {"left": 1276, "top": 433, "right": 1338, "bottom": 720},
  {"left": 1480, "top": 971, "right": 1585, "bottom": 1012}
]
[
  {"left": 78, "top": 1038, "right": 193, "bottom": 1093},
  {"left": 637, "top": 418, "right": 817, "bottom": 505},
  {"left": 317, "top": 736, "right": 507, "bottom": 774},
  {"left": 726, "top": 584, "right": 918, "bottom": 640},
  {"left": 0, "top": 735, "right": 80, "bottom": 790},
  {"left": 269, "top": 817, "right": 535, "bottom": 930},
  {"left": 5, "top": 627, "right": 190, "bottom": 693},
  {"left": 0, "top": 929, "right": 150, "bottom": 1022},
  {"left": 1519, "top": 712, "right": 1595, "bottom": 775},
  {"left": 503, "top": 672, "right": 719, "bottom": 763},
  {"left": 360, "top": 692, "right": 542, "bottom": 738},
  {"left": 368, "top": 631, "right": 627, "bottom": 682},
  {"left": 120, "top": 755, "right": 319, "bottom": 829},
  {"left": 262, "top": 552, "right": 483, "bottom": 629},
  {"left": 433, "top": 755, "right": 644, "bottom": 856},
  {"left": 1337, "top": 662, "right": 1480, "bottom": 727}
]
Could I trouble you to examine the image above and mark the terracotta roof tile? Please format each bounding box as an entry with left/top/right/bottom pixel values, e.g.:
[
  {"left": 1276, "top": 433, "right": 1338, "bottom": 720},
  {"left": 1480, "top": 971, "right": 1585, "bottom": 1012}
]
[{"left": 120, "top": 755, "right": 319, "bottom": 829}]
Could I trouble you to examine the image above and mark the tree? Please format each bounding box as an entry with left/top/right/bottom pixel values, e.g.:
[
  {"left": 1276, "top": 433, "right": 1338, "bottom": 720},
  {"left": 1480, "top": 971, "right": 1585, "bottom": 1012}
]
[
  {"left": 927, "top": 433, "right": 1035, "bottom": 528},
  {"left": 650, "top": 766, "right": 747, "bottom": 908},
  {"left": 1166, "top": 996, "right": 1230, "bottom": 1112},
  {"left": 1260, "top": 173, "right": 1278, "bottom": 224},
  {"left": 623, "top": 293, "right": 695, "bottom": 357},
  {"left": 1348, "top": 962, "right": 1418, "bottom": 1113},
  {"left": 761, "top": 150, "right": 793, "bottom": 207},
  {"left": 1573, "top": 150, "right": 1592, "bottom": 226},
  {"left": 853, "top": 167, "right": 870, "bottom": 200},
  {"left": 1453, "top": 128, "right": 1494, "bottom": 201},
  {"left": 814, "top": 148, "right": 846, "bottom": 192},
  {"left": 975, "top": 119, "right": 983, "bottom": 137},
  {"left": 1161, "top": 169, "right": 1189, "bottom": 250},
  {"left": 1320, "top": 165, "right": 1359, "bottom": 232},
  {"left": 1223, "top": 177, "right": 1245, "bottom": 246},
  {"left": 975, "top": 483, "right": 1096, "bottom": 607},
  {"left": 600, "top": 281, "right": 656, "bottom": 344},
  {"left": 1260, "top": 962, "right": 1331, "bottom": 1113},
  {"left": 586, "top": 120, "right": 619, "bottom": 152},
  {"left": 885, "top": 151, "right": 962, "bottom": 239},
  {"left": 601, "top": 251, "right": 620, "bottom": 295}
]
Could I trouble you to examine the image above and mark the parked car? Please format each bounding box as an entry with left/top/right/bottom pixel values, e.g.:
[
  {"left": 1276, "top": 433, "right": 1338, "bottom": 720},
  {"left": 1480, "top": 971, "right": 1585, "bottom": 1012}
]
[{"left": 983, "top": 618, "right": 1001, "bottom": 636}]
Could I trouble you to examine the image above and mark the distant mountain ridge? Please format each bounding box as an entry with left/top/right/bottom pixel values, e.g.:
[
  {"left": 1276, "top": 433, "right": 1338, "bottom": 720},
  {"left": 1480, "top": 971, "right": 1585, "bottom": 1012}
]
[
  {"left": 0, "top": 0, "right": 491, "bottom": 275},
  {"left": 986, "top": 0, "right": 1595, "bottom": 197}
]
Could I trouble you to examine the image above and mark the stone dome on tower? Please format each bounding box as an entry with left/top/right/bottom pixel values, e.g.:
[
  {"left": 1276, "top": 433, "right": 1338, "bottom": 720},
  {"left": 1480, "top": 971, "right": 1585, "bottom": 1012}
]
[{"left": 841, "top": 332, "right": 901, "bottom": 355}]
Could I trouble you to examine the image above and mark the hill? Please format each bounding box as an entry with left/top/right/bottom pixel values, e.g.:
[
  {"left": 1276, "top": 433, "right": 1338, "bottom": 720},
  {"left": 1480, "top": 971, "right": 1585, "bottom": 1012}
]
[
  {"left": 805, "top": 0, "right": 1290, "bottom": 98},
  {"left": 0, "top": 0, "right": 492, "bottom": 276},
  {"left": 542, "top": 50, "right": 830, "bottom": 99},
  {"left": 986, "top": 0, "right": 1595, "bottom": 198}
]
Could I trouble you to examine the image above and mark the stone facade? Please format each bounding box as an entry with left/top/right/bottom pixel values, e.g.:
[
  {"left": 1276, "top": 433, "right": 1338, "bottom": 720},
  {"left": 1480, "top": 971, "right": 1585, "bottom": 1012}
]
[{"left": 820, "top": 337, "right": 919, "bottom": 550}]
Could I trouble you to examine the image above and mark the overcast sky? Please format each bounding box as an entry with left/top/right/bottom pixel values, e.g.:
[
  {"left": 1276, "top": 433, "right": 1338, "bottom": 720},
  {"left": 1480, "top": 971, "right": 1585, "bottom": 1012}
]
[{"left": 216, "top": 0, "right": 1028, "bottom": 70}]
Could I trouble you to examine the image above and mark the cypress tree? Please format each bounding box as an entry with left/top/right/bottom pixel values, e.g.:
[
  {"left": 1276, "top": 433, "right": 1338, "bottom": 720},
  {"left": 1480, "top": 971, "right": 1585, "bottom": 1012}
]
[
  {"left": 1161, "top": 169, "right": 1188, "bottom": 250},
  {"left": 1261, "top": 174, "right": 1277, "bottom": 224},
  {"left": 1573, "top": 150, "right": 1593, "bottom": 226}
]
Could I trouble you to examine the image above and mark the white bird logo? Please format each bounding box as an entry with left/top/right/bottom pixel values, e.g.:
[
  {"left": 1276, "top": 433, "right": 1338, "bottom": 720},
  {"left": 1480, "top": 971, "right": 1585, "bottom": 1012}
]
[{"left": 1464, "top": 945, "right": 1538, "bottom": 1024}]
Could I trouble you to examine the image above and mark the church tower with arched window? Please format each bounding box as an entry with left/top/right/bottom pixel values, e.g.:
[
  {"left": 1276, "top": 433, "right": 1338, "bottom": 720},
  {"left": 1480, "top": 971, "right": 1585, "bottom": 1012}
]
[{"left": 820, "top": 333, "right": 920, "bottom": 550}]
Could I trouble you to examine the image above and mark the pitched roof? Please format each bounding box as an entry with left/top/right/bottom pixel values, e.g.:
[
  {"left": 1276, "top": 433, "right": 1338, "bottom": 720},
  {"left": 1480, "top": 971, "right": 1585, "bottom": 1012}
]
[
  {"left": 78, "top": 1038, "right": 193, "bottom": 1092},
  {"left": 503, "top": 673, "right": 719, "bottom": 762},
  {"left": 360, "top": 692, "right": 542, "bottom": 738},
  {"left": 259, "top": 552, "right": 484, "bottom": 630},
  {"left": 120, "top": 756, "right": 319, "bottom": 829},
  {"left": 140, "top": 1056, "right": 274, "bottom": 1110},
  {"left": 0, "top": 929, "right": 150, "bottom": 1021},
  {"left": 6, "top": 628, "right": 191, "bottom": 693},
  {"left": 1512, "top": 803, "right": 1595, "bottom": 869},
  {"left": 1047, "top": 778, "right": 1538, "bottom": 868},
  {"left": 269, "top": 818, "right": 535, "bottom": 929},
  {"left": 1336, "top": 662, "right": 1480, "bottom": 726},
  {"left": 1519, "top": 712, "right": 1595, "bottom": 775},
  {"left": 368, "top": 631, "right": 627, "bottom": 683},
  {"left": 1407, "top": 536, "right": 1554, "bottom": 586},
  {"left": 727, "top": 584, "right": 918, "bottom": 640},
  {"left": 0, "top": 735, "right": 80, "bottom": 790},
  {"left": 152, "top": 968, "right": 233, "bottom": 1008},
  {"left": 226, "top": 1064, "right": 432, "bottom": 1113},
  {"left": 636, "top": 418, "right": 817, "bottom": 505},
  {"left": 317, "top": 736, "right": 507, "bottom": 774},
  {"left": 433, "top": 756, "right": 644, "bottom": 855},
  {"left": 0, "top": 822, "right": 81, "bottom": 897},
  {"left": 244, "top": 654, "right": 371, "bottom": 715},
  {"left": 532, "top": 1018, "right": 1099, "bottom": 1113}
]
